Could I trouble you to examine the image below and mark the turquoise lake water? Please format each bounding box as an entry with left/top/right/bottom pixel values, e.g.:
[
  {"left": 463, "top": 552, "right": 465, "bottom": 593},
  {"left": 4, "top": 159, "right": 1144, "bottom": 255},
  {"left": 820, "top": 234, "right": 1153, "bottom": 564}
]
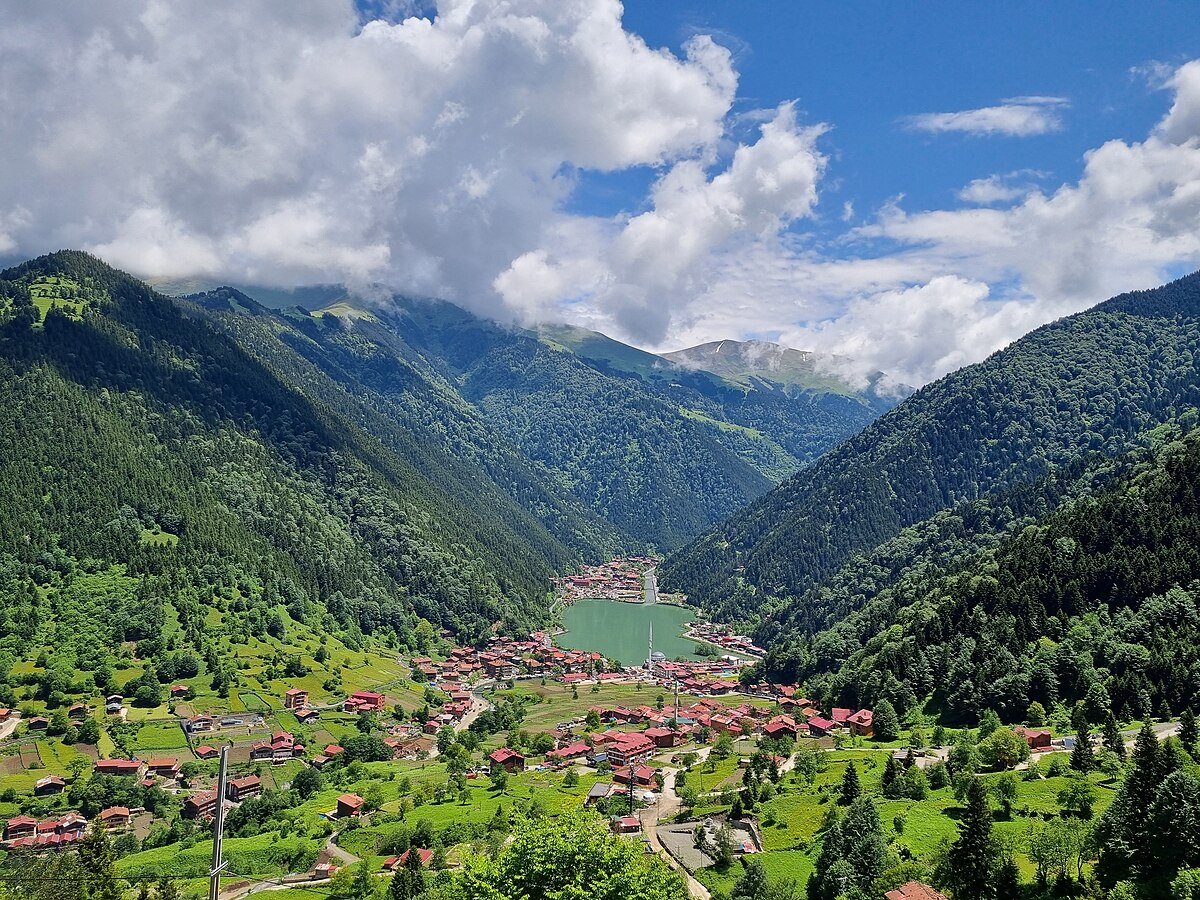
[{"left": 557, "top": 600, "right": 700, "bottom": 666}]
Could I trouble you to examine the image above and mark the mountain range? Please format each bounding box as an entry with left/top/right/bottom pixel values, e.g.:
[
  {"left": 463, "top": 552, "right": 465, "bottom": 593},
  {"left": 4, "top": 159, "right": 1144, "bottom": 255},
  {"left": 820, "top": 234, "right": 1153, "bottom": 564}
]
[
  {"left": 0, "top": 250, "right": 899, "bottom": 662},
  {"left": 661, "top": 269, "right": 1200, "bottom": 721}
]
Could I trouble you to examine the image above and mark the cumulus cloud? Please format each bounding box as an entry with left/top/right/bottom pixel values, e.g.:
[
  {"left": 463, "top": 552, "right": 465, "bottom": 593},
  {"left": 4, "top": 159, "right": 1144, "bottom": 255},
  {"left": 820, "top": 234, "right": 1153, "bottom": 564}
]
[
  {"left": 957, "top": 171, "right": 1044, "bottom": 205},
  {"left": 0, "top": 0, "right": 738, "bottom": 302},
  {"left": 1, "top": 3, "right": 1199, "bottom": 389},
  {"left": 904, "top": 96, "right": 1068, "bottom": 137}
]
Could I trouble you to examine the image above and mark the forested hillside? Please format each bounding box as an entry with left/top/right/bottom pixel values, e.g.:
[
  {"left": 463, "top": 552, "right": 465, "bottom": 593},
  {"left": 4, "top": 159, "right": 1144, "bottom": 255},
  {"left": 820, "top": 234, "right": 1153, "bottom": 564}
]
[
  {"left": 0, "top": 252, "right": 585, "bottom": 683},
  {"left": 755, "top": 419, "right": 1200, "bottom": 723},
  {"left": 275, "top": 296, "right": 896, "bottom": 550},
  {"left": 662, "top": 271, "right": 1200, "bottom": 617}
]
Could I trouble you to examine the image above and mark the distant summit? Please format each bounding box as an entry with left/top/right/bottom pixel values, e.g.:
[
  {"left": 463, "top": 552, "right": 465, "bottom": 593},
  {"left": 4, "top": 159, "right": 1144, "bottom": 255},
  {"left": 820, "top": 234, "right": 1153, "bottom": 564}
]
[{"left": 663, "top": 338, "right": 913, "bottom": 411}]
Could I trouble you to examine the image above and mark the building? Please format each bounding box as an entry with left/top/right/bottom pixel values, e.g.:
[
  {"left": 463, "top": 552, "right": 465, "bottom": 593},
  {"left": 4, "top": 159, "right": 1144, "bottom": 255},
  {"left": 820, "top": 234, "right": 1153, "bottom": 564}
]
[
  {"left": 643, "top": 727, "right": 681, "bottom": 749},
  {"left": 296, "top": 708, "right": 320, "bottom": 724},
  {"left": 184, "top": 790, "right": 219, "bottom": 819},
  {"left": 607, "top": 733, "right": 656, "bottom": 767},
  {"left": 398, "top": 848, "right": 434, "bottom": 867},
  {"left": 283, "top": 688, "right": 309, "bottom": 710},
  {"left": 885, "top": 883, "right": 950, "bottom": 900},
  {"left": 613, "top": 764, "right": 656, "bottom": 787},
  {"left": 94, "top": 759, "right": 142, "bottom": 777},
  {"left": 847, "top": 709, "right": 874, "bottom": 738},
  {"left": 4, "top": 816, "right": 38, "bottom": 841},
  {"left": 187, "top": 715, "right": 215, "bottom": 733},
  {"left": 546, "top": 741, "right": 590, "bottom": 763},
  {"left": 345, "top": 691, "right": 385, "bottom": 712},
  {"left": 762, "top": 716, "right": 798, "bottom": 741},
  {"left": 585, "top": 782, "right": 613, "bottom": 806},
  {"left": 1014, "top": 727, "right": 1053, "bottom": 750},
  {"left": 99, "top": 807, "right": 131, "bottom": 829},
  {"left": 807, "top": 716, "right": 834, "bottom": 736},
  {"left": 146, "top": 758, "right": 181, "bottom": 779},
  {"left": 194, "top": 745, "right": 218, "bottom": 760},
  {"left": 488, "top": 748, "right": 525, "bottom": 774},
  {"left": 613, "top": 815, "right": 641, "bottom": 834},
  {"left": 33, "top": 775, "right": 66, "bottom": 797},
  {"left": 227, "top": 775, "right": 262, "bottom": 802},
  {"left": 337, "top": 794, "right": 365, "bottom": 818}
]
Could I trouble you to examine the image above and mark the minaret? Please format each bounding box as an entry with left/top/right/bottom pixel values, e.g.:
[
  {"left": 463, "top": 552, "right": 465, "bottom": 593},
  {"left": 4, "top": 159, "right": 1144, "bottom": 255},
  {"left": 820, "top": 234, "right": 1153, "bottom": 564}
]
[{"left": 647, "top": 622, "right": 654, "bottom": 672}]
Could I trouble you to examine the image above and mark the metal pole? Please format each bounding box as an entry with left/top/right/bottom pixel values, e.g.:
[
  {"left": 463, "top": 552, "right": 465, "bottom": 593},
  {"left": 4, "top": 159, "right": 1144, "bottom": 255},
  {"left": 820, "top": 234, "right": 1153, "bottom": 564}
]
[{"left": 209, "top": 745, "right": 230, "bottom": 900}]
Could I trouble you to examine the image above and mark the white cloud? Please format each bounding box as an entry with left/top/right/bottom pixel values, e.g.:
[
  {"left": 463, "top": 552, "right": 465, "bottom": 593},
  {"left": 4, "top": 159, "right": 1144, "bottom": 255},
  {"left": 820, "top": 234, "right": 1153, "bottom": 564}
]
[
  {"left": 957, "top": 172, "right": 1042, "bottom": 205},
  {"left": 0, "top": 0, "right": 737, "bottom": 299},
  {"left": 905, "top": 97, "right": 1068, "bottom": 137},
  {"left": 1, "top": 4, "right": 1198, "bottom": 390}
]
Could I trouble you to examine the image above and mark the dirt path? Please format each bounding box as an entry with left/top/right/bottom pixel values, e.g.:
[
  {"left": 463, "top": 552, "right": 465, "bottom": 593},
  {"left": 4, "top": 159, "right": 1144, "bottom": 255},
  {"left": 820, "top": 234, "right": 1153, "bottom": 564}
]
[{"left": 642, "top": 766, "right": 711, "bottom": 900}]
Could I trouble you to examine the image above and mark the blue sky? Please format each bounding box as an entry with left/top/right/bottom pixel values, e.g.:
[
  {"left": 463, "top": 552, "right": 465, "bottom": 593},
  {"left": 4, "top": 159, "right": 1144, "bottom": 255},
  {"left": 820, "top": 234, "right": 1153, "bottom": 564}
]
[
  {"left": 603, "top": 2, "right": 1197, "bottom": 228},
  {"left": 2, "top": 1, "right": 1199, "bottom": 385}
]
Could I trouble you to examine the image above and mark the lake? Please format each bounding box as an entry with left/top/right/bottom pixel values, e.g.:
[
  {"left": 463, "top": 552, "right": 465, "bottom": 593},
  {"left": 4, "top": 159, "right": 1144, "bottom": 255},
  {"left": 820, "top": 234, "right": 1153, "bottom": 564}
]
[{"left": 557, "top": 600, "right": 700, "bottom": 666}]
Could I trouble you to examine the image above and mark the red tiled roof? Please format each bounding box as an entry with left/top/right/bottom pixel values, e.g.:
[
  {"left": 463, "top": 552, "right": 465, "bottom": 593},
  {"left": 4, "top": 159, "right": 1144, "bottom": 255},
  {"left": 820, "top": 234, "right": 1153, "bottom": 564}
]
[{"left": 885, "top": 883, "right": 950, "bottom": 900}]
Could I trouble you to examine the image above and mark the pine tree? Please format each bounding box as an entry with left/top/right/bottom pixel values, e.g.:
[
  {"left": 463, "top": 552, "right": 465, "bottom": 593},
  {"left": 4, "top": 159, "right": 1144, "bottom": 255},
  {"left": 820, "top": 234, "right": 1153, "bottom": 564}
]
[
  {"left": 945, "top": 778, "right": 996, "bottom": 900},
  {"left": 840, "top": 761, "right": 861, "bottom": 805},
  {"left": 1070, "top": 711, "right": 1095, "bottom": 773},
  {"left": 1181, "top": 709, "right": 1197, "bottom": 757},
  {"left": 731, "top": 858, "right": 769, "bottom": 900},
  {"left": 389, "top": 848, "right": 426, "bottom": 900},
  {"left": 77, "top": 821, "right": 123, "bottom": 900},
  {"left": 1102, "top": 712, "right": 1127, "bottom": 761},
  {"left": 881, "top": 756, "right": 902, "bottom": 799}
]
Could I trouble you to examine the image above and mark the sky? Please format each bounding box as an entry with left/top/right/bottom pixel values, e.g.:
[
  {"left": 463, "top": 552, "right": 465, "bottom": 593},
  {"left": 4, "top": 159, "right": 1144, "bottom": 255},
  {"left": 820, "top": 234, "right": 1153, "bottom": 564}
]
[{"left": 1, "top": 1, "right": 1199, "bottom": 387}]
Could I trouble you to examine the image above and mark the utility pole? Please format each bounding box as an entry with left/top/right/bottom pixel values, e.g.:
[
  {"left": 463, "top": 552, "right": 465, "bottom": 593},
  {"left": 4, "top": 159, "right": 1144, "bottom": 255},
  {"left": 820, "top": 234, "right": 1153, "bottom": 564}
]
[
  {"left": 209, "top": 744, "right": 230, "bottom": 900},
  {"left": 630, "top": 761, "right": 636, "bottom": 816}
]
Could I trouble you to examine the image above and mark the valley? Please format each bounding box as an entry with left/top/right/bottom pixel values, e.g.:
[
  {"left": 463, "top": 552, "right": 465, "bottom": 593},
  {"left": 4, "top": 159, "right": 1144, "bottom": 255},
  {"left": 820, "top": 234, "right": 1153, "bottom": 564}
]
[{"left": 2, "top": 254, "right": 1200, "bottom": 900}]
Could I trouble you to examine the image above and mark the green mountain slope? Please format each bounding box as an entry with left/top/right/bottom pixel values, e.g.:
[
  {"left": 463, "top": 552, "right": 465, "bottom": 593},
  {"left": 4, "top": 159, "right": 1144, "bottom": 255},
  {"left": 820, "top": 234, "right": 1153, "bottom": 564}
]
[
  {"left": 661, "top": 271, "right": 1200, "bottom": 619},
  {"left": 756, "top": 418, "right": 1200, "bottom": 725},
  {"left": 366, "top": 303, "right": 899, "bottom": 546},
  {"left": 0, "top": 251, "right": 585, "bottom": 659}
]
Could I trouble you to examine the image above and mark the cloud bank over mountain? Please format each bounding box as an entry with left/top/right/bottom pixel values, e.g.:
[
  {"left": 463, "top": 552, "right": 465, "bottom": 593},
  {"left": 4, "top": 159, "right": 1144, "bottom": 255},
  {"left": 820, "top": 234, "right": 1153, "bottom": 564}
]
[{"left": 1, "top": 2, "right": 1198, "bottom": 386}]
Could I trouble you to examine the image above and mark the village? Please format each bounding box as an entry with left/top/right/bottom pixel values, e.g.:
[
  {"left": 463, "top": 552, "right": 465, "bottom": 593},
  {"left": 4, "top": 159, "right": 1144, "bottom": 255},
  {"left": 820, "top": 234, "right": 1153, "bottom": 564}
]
[{"left": 0, "top": 603, "right": 1097, "bottom": 900}]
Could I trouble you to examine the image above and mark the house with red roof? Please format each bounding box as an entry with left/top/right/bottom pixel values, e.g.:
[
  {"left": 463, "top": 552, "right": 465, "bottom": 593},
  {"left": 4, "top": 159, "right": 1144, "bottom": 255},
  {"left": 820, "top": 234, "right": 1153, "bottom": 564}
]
[
  {"left": 763, "top": 716, "right": 798, "bottom": 741},
  {"left": 94, "top": 759, "right": 142, "bottom": 777},
  {"left": 398, "top": 848, "right": 434, "bottom": 867},
  {"left": 643, "top": 727, "right": 681, "bottom": 749},
  {"left": 607, "top": 733, "right": 656, "bottom": 767},
  {"left": 337, "top": 793, "right": 364, "bottom": 817},
  {"left": 184, "top": 790, "right": 219, "bottom": 819},
  {"left": 488, "top": 748, "right": 525, "bottom": 773},
  {"left": 613, "top": 764, "right": 656, "bottom": 787},
  {"left": 147, "top": 758, "right": 181, "bottom": 779},
  {"left": 807, "top": 716, "right": 835, "bottom": 736},
  {"left": 847, "top": 709, "right": 874, "bottom": 738},
  {"left": 885, "top": 882, "right": 950, "bottom": 900},
  {"left": 194, "top": 745, "right": 218, "bottom": 760},
  {"left": 227, "top": 775, "right": 262, "bottom": 802},
  {"left": 546, "top": 741, "right": 590, "bottom": 763},
  {"left": 831, "top": 708, "right": 853, "bottom": 726},
  {"left": 612, "top": 815, "right": 641, "bottom": 834},
  {"left": 5, "top": 816, "right": 38, "bottom": 841},
  {"left": 1014, "top": 726, "right": 1053, "bottom": 750},
  {"left": 99, "top": 807, "right": 130, "bottom": 829}
]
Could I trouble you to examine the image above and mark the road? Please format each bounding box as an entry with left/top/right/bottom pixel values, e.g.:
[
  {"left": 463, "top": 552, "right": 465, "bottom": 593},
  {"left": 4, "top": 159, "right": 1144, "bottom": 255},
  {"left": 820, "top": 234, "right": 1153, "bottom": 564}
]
[
  {"left": 644, "top": 568, "right": 658, "bottom": 606},
  {"left": 0, "top": 714, "right": 21, "bottom": 741},
  {"left": 641, "top": 765, "right": 710, "bottom": 900},
  {"left": 456, "top": 681, "right": 495, "bottom": 733}
]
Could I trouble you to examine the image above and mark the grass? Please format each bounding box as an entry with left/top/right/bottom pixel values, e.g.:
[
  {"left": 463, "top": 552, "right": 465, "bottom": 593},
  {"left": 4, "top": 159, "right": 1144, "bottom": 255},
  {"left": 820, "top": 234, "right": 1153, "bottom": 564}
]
[
  {"left": 118, "top": 832, "right": 319, "bottom": 880},
  {"left": 139, "top": 527, "right": 180, "bottom": 546}
]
